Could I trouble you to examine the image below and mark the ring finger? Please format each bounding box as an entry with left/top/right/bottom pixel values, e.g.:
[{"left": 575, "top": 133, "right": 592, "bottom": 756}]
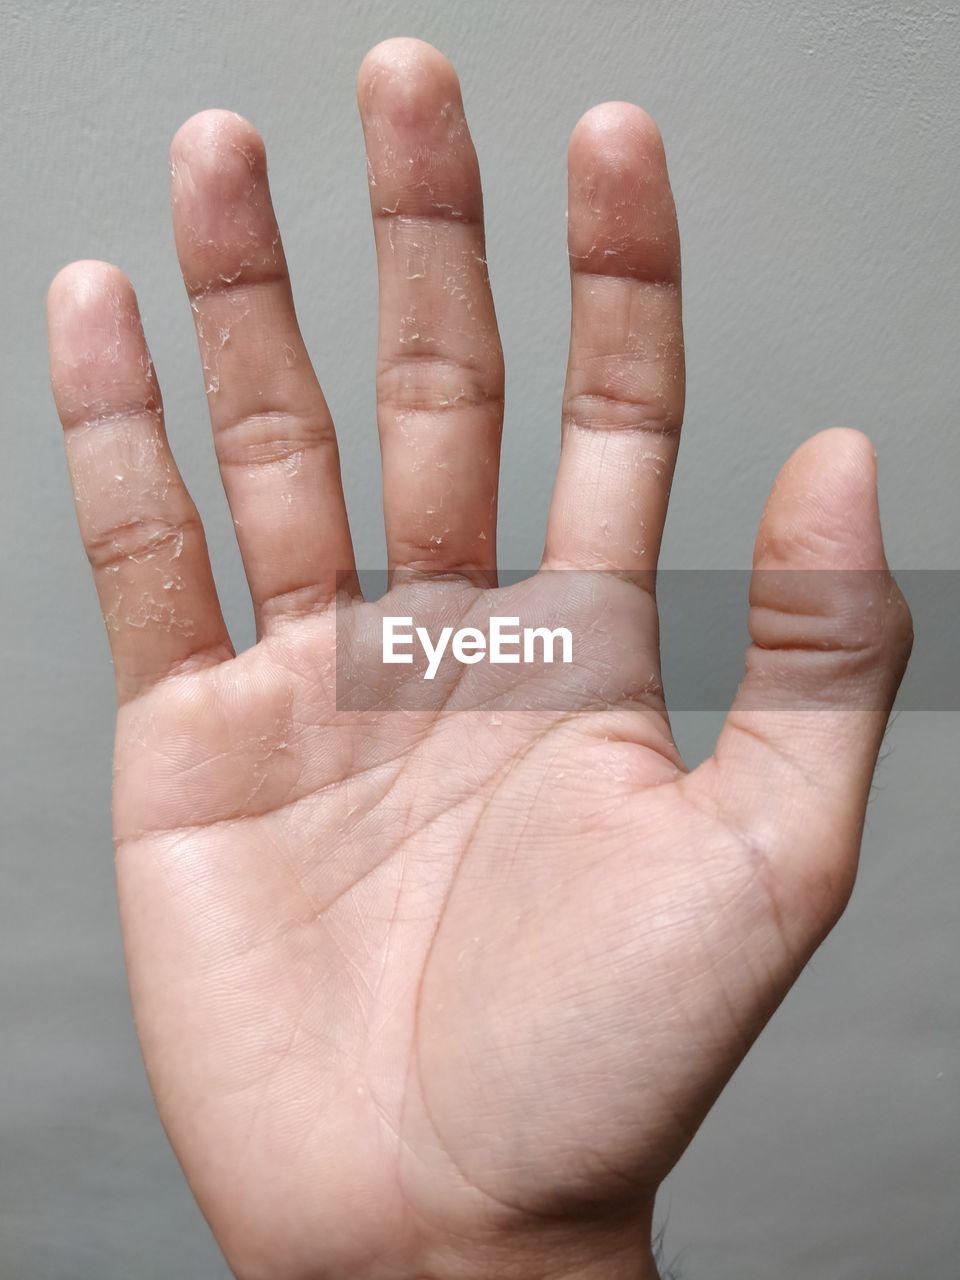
[{"left": 544, "top": 103, "right": 684, "bottom": 584}]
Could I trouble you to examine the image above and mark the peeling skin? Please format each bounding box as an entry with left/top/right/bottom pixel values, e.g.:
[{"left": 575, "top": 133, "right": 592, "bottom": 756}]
[
  {"left": 46, "top": 259, "right": 235, "bottom": 672},
  {"left": 105, "top": 591, "right": 196, "bottom": 637},
  {"left": 191, "top": 295, "right": 251, "bottom": 395},
  {"left": 54, "top": 282, "right": 163, "bottom": 428},
  {"left": 355, "top": 42, "right": 507, "bottom": 578},
  {"left": 171, "top": 111, "right": 277, "bottom": 260},
  {"left": 45, "top": 61, "right": 853, "bottom": 1261},
  {"left": 171, "top": 111, "right": 287, "bottom": 405},
  {"left": 531, "top": 103, "right": 685, "bottom": 573},
  {"left": 100, "top": 521, "right": 194, "bottom": 636}
]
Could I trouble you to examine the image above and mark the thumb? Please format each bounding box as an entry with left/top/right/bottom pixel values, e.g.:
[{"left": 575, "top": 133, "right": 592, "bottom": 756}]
[{"left": 690, "top": 428, "right": 912, "bottom": 936}]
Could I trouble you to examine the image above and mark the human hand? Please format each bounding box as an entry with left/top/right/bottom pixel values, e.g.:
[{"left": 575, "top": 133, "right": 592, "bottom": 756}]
[{"left": 47, "top": 37, "right": 911, "bottom": 1280}]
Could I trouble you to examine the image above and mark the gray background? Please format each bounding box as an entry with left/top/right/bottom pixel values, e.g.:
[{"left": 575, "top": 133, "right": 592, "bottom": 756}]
[{"left": 2, "top": 1, "right": 958, "bottom": 1276}]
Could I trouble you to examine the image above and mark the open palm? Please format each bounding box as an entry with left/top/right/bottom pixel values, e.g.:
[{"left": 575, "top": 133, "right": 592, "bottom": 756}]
[{"left": 48, "top": 39, "right": 910, "bottom": 1280}]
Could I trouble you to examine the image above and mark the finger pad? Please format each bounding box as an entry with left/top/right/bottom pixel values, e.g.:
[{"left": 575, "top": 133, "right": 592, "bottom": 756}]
[{"left": 568, "top": 103, "right": 678, "bottom": 282}]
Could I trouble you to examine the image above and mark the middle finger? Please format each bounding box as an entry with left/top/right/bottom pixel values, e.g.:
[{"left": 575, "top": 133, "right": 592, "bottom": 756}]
[{"left": 358, "top": 39, "right": 504, "bottom": 582}]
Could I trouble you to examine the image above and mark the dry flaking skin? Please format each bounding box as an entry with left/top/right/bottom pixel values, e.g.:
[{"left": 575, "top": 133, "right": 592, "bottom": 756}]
[{"left": 45, "top": 36, "right": 913, "bottom": 1280}]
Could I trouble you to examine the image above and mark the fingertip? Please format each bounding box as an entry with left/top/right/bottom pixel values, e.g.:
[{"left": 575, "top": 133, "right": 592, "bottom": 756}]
[
  {"left": 170, "top": 109, "right": 266, "bottom": 201},
  {"left": 568, "top": 105, "right": 669, "bottom": 218},
  {"left": 47, "top": 262, "right": 145, "bottom": 393},
  {"left": 776, "top": 427, "right": 879, "bottom": 515},
  {"left": 171, "top": 108, "right": 264, "bottom": 158},
  {"left": 48, "top": 259, "right": 135, "bottom": 319},
  {"left": 169, "top": 110, "right": 279, "bottom": 285},
  {"left": 357, "top": 36, "right": 461, "bottom": 122},
  {"left": 788, "top": 425, "right": 876, "bottom": 469},
  {"left": 569, "top": 101, "right": 665, "bottom": 165},
  {"left": 759, "top": 428, "right": 885, "bottom": 571},
  {"left": 358, "top": 35, "right": 454, "bottom": 83},
  {"left": 357, "top": 36, "right": 479, "bottom": 219},
  {"left": 566, "top": 102, "right": 678, "bottom": 282},
  {"left": 826, "top": 426, "right": 878, "bottom": 481}
]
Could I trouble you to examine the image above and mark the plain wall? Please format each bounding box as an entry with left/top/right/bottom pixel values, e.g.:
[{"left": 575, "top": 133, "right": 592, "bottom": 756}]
[{"left": 2, "top": 1, "right": 958, "bottom": 1276}]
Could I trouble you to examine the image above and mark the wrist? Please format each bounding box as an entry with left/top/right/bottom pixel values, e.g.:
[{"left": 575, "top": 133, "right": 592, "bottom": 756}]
[
  {"left": 435, "top": 1249, "right": 659, "bottom": 1280},
  {"left": 423, "top": 1211, "right": 661, "bottom": 1280},
  {"left": 550, "top": 1249, "right": 661, "bottom": 1280}
]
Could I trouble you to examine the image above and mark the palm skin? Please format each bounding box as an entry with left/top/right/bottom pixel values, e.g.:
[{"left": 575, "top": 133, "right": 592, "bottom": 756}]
[{"left": 49, "top": 38, "right": 910, "bottom": 1280}]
